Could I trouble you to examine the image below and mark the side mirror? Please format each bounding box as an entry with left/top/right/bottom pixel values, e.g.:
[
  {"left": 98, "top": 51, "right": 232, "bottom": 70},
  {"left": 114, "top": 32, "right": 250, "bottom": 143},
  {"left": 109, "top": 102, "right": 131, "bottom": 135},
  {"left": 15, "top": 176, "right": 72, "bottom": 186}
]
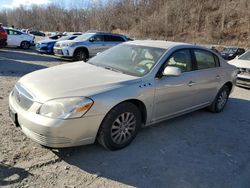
[
  {"left": 89, "top": 38, "right": 94, "bottom": 42},
  {"left": 162, "top": 66, "right": 181, "bottom": 77}
]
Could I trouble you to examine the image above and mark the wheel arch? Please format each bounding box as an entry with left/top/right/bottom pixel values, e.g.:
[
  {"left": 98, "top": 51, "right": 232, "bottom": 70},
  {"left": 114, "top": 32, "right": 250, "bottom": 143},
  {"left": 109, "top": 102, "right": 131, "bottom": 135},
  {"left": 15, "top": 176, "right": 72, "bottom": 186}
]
[
  {"left": 96, "top": 98, "right": 148, "bottom": 140},
  {"left": 223, "top": 81, "right": 233, "bottom": 93},
  {"left": 74, "top": 46, "right": 89, "bottom": 58}
]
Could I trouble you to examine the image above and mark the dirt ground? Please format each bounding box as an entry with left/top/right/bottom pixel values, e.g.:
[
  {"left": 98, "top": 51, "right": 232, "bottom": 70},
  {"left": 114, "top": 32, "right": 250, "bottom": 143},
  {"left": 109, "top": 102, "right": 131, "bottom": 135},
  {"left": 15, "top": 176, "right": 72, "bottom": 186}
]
[{"left": 0, "top": 48, "right": 250, "bottom": 188}]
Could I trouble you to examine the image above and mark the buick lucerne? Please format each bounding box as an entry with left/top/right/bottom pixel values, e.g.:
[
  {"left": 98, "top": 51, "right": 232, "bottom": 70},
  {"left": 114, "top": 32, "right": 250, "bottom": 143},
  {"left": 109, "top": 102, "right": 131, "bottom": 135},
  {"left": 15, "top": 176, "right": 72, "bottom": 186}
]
[{"left": 9, "top": 41, "right": 237, "bottom": 150}]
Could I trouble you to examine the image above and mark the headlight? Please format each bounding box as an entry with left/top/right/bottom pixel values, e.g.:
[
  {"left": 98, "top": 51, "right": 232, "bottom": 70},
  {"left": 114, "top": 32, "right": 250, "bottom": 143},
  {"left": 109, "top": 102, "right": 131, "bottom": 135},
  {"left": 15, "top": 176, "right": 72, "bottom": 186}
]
[
  {"left": 229, "top": 54, "right": 233, "bottom": 56},
  {"left": 61, "top": 42, "right": 76, "bottom": 47},
  {"left": 38, "top": 97, "right": 93, "bottom": 119}
]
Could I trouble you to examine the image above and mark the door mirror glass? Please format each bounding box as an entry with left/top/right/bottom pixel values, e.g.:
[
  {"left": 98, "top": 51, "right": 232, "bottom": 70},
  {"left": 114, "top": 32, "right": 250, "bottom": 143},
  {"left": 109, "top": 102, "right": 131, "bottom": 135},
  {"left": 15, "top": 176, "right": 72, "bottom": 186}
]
[
  {"left": 89, "top": 38, "right": 94, "bottom": 42},
  {"left": 162, "top": 66, "right": 181, "bottom": 77}
]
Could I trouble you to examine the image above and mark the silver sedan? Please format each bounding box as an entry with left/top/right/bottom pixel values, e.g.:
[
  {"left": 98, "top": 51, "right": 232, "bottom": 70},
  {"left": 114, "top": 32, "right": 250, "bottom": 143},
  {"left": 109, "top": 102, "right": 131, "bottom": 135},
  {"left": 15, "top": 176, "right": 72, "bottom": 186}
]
[{"left": 9, "top": 41, "right": 237, "bottom": 150}]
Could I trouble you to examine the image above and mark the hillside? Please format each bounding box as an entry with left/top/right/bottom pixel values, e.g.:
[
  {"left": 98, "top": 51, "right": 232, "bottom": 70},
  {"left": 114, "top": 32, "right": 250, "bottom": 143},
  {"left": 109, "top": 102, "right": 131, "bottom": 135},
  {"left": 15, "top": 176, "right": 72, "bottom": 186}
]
[{"left": 0, "top": 0, "right": 250, "bottom": 47}]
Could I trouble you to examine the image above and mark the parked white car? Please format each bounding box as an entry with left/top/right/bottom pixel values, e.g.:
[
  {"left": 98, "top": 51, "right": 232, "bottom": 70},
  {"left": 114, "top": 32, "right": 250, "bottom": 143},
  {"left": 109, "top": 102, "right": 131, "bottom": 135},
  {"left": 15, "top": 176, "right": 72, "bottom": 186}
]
[
  {"left": 4, "top": 28, "right": 34, "bottom": 49},
  {"left": 228, "top": 51, "right": 250, "bottom": 88}
]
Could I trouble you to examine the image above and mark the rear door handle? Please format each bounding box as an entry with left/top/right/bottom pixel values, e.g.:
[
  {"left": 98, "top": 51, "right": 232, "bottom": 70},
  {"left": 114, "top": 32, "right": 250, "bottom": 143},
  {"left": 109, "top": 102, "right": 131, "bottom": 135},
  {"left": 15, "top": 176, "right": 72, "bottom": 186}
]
[
  {"left": 188, "top": 81, "right": 196, "bottom": 87},
  {"left": 216, "top": 75, "right": 220, "bottom": 79}
]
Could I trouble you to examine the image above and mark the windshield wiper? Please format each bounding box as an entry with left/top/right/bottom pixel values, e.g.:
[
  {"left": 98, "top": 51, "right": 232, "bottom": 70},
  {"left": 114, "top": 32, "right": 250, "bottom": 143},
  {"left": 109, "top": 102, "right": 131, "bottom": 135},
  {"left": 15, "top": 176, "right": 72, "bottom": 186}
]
[{"left": 103, "top": 66, "right": 123, "bottom": 73}]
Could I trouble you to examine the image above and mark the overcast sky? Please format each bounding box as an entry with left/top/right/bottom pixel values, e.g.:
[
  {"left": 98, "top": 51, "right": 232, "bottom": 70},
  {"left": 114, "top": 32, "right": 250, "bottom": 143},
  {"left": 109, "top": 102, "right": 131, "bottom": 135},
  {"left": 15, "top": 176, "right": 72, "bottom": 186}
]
[{"left": 1, "top": 0, "right": 99, "bottom": 9}]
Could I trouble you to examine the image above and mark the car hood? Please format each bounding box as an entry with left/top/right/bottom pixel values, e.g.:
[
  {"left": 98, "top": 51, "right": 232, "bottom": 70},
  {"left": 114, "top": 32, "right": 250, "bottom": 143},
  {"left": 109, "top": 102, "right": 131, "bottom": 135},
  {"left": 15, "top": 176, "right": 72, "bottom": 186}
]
[
  {"left": 18, "top": 62, "right": 140, "bottom": 103},
  {"left": 228, "top": 59, "right": 250, "bottom": 69},
  {"left": 38, "top": 39, "right": 57, "bottom": 44}
]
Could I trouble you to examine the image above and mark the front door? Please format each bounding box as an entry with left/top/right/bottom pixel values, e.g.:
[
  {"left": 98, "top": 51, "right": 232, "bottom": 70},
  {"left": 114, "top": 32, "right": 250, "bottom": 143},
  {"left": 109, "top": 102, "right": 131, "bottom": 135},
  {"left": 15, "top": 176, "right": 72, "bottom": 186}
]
[
  {"left": 152, "top": 49, "right": 198, "bottom": 122},
  {"left": 88, "top": 34, "right": 106, "bottom": 56}
]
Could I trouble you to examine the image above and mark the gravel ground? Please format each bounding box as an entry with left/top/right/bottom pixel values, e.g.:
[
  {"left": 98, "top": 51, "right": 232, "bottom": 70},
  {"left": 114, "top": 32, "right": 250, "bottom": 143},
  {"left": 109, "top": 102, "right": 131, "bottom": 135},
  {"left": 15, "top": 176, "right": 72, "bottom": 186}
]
[{"left": 0, "top": 48, "right": 250, "bottom": 188}]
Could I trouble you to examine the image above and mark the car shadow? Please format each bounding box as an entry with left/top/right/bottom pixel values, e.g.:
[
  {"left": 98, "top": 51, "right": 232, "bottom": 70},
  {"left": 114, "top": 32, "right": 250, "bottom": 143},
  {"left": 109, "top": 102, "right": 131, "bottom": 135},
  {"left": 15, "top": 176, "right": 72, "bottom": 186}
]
[
  {"left": 0, "top": 58, "right": 47, "bottom": 77},
  {"left": 0, "top": 48, "right": 67, "bottom": 62},
  {"left": 0, "top": 163, "right": 31, "bottom": 186},
  {"left": 53, "top": 97, "right": 250, "bottom": 187}
]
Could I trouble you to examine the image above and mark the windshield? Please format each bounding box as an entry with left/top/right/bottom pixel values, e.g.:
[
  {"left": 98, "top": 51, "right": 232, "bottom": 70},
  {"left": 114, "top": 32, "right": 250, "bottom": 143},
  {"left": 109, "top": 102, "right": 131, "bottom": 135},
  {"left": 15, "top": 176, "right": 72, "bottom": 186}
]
[
  {"left": 73, "top": 33, "right": 94, "bottom": 41},
  {"left": 222, "top": 48, "right": 237, "bottom": 53},
  {"left": 239, "top": 51, "right": 250, "bottom": 61},
  {"left": 88, "top": 44, "right": 166, "bottom": 77},
  {"left": 58, "top": 35, "right": 77, "bottom": 41}
]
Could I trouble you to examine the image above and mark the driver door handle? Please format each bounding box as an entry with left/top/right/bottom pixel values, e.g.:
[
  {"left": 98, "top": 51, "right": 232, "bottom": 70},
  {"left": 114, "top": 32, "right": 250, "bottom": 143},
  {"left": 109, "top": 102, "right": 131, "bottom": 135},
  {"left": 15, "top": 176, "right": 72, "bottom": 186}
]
[{"left": 188, "top": 81, "right": 196, "bottom": 87}]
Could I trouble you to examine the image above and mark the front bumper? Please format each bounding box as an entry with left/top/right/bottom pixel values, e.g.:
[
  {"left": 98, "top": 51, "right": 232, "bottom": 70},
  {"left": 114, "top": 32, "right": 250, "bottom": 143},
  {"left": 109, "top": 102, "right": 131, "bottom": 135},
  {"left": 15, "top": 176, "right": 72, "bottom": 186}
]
[
  {"left": 35, "top": 44, "right": 53, "bottom": 53},
  {"left": 9, "top": 91, "right": 104, "bottom": 148},
  {"left": 236, "top": 74, "right": 250, "bottom": 88},
  {"left": 53, "top": 46, "right": 74, "bottom": 58}
]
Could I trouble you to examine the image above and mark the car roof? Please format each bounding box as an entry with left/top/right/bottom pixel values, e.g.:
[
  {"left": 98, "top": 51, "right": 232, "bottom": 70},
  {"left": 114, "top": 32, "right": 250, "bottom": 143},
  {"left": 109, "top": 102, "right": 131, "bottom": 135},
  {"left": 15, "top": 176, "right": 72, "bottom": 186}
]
[
  {"left": 86, "top": 31, "right": 126, "bottom": 37},
  {"left": 125, "top": 40, "right": 192, "bottom": 49}
]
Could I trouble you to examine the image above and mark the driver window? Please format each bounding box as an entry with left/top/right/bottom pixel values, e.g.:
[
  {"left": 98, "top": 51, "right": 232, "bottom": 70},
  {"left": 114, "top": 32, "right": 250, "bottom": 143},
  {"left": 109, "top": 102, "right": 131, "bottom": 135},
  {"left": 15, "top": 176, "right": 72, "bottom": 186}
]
[{"left": 167, "top": 49, "right": 192, "bottom": 72}]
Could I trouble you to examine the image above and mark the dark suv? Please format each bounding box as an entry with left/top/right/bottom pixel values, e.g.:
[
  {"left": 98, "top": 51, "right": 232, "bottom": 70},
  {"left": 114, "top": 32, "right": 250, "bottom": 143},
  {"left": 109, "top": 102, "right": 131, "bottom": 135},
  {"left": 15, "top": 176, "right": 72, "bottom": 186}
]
[
  {"left": 220, "top": 48, "right": 245, "bottom": 60},
  {"left": 0, "top": 24, "right": 7, "bottom": 48}
]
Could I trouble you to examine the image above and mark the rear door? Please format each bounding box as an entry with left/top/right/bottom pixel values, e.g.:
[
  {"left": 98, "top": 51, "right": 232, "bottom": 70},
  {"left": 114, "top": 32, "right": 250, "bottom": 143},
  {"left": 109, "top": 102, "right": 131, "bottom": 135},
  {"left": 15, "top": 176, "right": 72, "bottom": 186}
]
[
  {"left": 190, "top": 49, "right": 222, "bottom": 105},
  {"left": 104, "top": 35, "right": 125, "bottom": 49}
]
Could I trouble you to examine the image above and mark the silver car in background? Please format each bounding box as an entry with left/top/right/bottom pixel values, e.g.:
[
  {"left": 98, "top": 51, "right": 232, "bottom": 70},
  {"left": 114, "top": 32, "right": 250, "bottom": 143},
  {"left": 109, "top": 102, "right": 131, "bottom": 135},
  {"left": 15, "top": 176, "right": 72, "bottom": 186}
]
[
  {"left": 9, "top": 41, "right": 237, "bottom": 150},
  {"left": 228, "top": 51, "right": 250, "bottom": 88},
  {"left": 53, "top": 32, "right": 129, "bottom": 61}
]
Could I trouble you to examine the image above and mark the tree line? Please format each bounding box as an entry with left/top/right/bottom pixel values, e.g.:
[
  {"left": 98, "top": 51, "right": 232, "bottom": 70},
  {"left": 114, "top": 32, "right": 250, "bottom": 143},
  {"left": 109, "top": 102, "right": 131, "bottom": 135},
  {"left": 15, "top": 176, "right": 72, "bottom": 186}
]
[{"left": 0, "top": 0, "right": 250, "bottom": 46}]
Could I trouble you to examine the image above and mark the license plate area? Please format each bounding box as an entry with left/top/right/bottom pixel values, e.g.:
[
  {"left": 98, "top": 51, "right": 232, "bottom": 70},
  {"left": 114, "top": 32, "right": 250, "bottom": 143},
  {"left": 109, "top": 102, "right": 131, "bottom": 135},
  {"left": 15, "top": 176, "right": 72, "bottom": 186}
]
[
  {"left": 54, "top": 49, "right": 63, "bottom": 55},
  {"left": 9, "top": 107, "right": 19, "bottom": 127}
]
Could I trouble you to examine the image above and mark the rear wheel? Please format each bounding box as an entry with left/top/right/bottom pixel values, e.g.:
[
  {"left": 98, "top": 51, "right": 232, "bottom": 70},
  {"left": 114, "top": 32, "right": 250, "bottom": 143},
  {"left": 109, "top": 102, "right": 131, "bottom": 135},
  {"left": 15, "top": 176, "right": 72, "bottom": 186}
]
[
  {"left": 97, "top": 102, "right": 141, "bottom": 150},
  {"left": 73, "top": 49, "right": 88, "bottom": 61},
  {"left": 207, "top": 85, "right": 230, "bottom": 113},
  {"left": 20, "top": 41, "right": 30, "bottom": 49}
]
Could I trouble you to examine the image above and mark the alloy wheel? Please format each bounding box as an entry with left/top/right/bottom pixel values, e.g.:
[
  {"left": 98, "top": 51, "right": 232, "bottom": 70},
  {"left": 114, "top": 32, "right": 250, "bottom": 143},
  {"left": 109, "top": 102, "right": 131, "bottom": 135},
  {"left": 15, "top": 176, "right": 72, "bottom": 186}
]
[
  {"left": 110, "top": 112, "right": 136, "bottom": 144},
  {"left": 217, "top": 90, "right": 228, "bottom": 110}
]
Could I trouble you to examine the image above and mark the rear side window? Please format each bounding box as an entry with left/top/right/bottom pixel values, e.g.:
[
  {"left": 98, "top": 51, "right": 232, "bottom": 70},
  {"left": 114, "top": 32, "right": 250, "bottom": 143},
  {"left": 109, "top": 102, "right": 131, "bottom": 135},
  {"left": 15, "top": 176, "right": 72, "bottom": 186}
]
[
  {"left": 194, "top": 50, "right": 218, "bottom": 70},
  {"left": 7, "top": 29, "right": 21, "bottom": 35},
  {"left": 104, "top": 35, "right": 125, "bottom": 42}
]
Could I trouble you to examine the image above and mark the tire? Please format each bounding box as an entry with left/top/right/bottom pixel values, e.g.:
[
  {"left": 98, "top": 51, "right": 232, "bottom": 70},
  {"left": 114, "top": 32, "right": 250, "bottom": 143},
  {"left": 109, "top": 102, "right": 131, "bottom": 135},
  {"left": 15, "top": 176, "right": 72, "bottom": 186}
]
[
  {"left": 20, "top": 41, "right": 30, "bottom": 49},
  {"left": 207, "top": 85, "right": 230, "bottom": 113},
  {"left": 73, "top": 49, "right": 88, "bottom": 61},
  {"left": 97, "top": 102, "right": 141, "bottom": 150}
]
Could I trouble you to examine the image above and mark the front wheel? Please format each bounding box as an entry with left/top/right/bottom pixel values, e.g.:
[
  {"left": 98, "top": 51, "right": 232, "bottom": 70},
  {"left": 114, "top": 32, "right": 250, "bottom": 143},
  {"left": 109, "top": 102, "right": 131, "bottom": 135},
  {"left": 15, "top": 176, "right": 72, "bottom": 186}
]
[
  {"left": 73, "top": 49, "right": 87, "bottom": 61},
  {"left": 97, "top": 102, "right": 141, "bottom": 150},
  {"left": 207, "top": 85, "right": 230, "bottom": 113},
  {"left": 20, "top": 41, "right": 30, "bottom": 49}
]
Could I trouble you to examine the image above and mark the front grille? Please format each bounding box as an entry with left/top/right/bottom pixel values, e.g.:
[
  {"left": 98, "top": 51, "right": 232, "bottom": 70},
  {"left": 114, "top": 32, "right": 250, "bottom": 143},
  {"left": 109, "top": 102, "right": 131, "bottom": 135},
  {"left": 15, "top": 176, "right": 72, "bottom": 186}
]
[
  {"left": 22, "top": 126, "right": 72, "bottom": 145},
  {"left": 54, "top": 49, "right": 63, "bottom": 55},
  {"left": 12, "top": 84, "right": 34, "bottom": 110}
]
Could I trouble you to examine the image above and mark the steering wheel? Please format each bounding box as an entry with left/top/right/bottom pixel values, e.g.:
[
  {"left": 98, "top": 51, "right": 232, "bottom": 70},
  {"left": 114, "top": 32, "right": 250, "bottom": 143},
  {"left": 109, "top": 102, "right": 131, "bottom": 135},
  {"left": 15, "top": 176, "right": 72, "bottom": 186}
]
[{"left": 137, "top": 59, "right": 154, "bottom": 69}]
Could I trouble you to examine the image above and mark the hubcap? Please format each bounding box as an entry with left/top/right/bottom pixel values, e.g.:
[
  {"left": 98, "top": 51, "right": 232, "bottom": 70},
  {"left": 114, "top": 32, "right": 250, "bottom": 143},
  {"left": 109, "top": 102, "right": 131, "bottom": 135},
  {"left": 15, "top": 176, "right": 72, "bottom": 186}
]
[
  {"left": 217, "top": 90, "right": 228, "bottom": 110},
  {"left": 77, "top": 51, "right": 85, "bottom": 60},
  {"left": 111, "top": 112, "right": 136, "bottom": 144},
  {"left": 22, "top": 42, "right": 29, "bottom": 49}
]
